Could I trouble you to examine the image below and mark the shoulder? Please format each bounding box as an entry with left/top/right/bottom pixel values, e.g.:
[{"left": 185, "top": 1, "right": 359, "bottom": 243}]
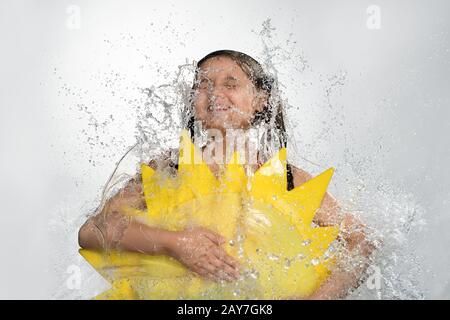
[
  {"left": 147, "top": 148, "right": 179, "bottom": 171},
  {"left": 289, "top": 164, "right": 341, "bottom": 225},
  {"left": 289, "top": 164, "right": 314, "bottom": 187}
]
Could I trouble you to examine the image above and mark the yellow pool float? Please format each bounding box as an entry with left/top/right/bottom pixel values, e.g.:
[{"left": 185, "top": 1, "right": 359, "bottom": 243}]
[{"left": 79, "top": 129, "right": 339, "bottom": 299}]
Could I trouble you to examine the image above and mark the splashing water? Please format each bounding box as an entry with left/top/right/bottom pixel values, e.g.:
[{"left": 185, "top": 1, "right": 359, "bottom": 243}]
[{"left": 50, "top": 18, "right": 428, "bottom": 300}]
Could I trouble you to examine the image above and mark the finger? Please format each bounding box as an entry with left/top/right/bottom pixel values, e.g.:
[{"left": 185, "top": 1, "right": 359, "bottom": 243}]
[
  {"left": 223, "top": 262, "right": 240, "bottom": 280},
  {"left": 208, "top": 257, "right": 235, "bottom": 281},
  {"left": 210, "top": 251, "right": 240, "bottom": 280},
  {"left": 198, "top": 260, "right": 217, "bottom": 275},
  {"left": 198, "top": 264, "right": 222, "bottom": 282},
  {"left": 203, "top": 260, "right": 234, "bottom": 282},
  {"left": 194, "top": 267, "right": 217, "bottom": 282},
  {"left": 213, "top": 250, "right": 239, "bottom": 275},
  {"left": 203, "top": 230, "right": 226, "bottom": 246},
  {"left": 213, "top": 248, "right": 240, "bottom": 272},
  {"left": 215, "top": 260, "right": 239, "bottom": 281}
]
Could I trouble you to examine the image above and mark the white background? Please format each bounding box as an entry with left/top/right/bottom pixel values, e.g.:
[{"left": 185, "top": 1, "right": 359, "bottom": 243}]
[{"left": 0, "top": 0, "right": 449, "bottom": 299}]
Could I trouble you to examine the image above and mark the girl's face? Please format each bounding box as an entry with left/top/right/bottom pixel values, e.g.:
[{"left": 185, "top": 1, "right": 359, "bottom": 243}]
[{"left": 193, "top": 56, "right": 267, "bottom": 132}]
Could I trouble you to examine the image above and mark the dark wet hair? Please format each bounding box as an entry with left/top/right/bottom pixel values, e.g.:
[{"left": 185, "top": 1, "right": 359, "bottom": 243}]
[
  {"left": 185, "top": 49, "right": 288, "bottom": 147},
  {"left": 184, "top": 49, "right": 294, "bottom": 190}
]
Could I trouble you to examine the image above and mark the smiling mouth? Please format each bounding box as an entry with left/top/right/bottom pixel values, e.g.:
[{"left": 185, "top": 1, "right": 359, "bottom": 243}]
[{"left": 208, "top": 104, "right": 230, "bottom": 112}]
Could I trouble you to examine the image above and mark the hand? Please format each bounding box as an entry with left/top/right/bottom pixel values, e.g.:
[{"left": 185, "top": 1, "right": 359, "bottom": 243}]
[{"left": 167, "top": 226, "right": 240, "bottom": 282}]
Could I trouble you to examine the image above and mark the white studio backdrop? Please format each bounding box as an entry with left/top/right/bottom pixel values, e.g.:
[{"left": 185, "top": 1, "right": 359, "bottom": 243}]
[{"left": 0, "top": 0, "right": 449, "bottom": 299}]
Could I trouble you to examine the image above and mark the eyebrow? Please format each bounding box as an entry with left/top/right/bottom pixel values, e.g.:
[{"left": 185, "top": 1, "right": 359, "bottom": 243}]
[{"left": 198, "top": 75, "right": 239, "bottom": 82}]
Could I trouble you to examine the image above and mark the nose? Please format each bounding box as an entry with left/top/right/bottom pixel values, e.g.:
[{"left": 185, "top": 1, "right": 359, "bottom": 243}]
[{"left": 208, "top": 84, "right": 227, "bottom": 104}]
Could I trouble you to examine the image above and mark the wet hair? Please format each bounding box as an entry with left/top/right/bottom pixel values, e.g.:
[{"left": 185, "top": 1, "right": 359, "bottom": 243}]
[{"left": 184, "top": 49, "right": 294, "bottom": 190}]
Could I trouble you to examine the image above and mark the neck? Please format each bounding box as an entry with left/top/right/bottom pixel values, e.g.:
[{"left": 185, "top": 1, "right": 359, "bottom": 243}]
[{"left": 201, "top": 127, "right": 262, "bottom": 166}]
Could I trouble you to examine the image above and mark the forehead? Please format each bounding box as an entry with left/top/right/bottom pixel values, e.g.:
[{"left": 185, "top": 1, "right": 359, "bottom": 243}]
[{"left": 198, "top": 56, "right": 249, "bottom": 80}]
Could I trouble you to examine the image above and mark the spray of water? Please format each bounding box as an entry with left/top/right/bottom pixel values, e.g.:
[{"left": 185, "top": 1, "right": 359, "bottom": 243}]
[{"left": 50, "top": 18, "right": 427, "bottom": 300}]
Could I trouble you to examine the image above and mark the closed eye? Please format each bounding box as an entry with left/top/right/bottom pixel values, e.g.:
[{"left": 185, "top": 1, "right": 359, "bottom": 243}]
[{"left": 224, "top": 83, "right": 237, "bottom": 89}]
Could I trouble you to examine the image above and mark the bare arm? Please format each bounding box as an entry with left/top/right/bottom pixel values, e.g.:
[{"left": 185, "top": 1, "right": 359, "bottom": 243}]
[
  {"left": 78, "top": 159, "right": 239, "bottom": 281},
  {"left": 77, "top": 173, "right": 155, "bottom": 252},
  {"left": 291, "top": 166, "right": 377, "bottom": 300}
]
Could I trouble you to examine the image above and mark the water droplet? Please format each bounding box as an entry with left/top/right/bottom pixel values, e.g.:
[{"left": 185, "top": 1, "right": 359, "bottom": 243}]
[
  {"left": 311, "top": 259, "right": 319, "bottom": 266},
  {"left": 267, "top": 253, "right": 280, "bottom": 261},
  {"left": 302, "top": 239, "right": 311, "bottom": 246}
]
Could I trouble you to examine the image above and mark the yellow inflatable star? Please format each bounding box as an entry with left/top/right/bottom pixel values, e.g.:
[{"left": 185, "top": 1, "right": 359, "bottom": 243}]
[{"left": 79, "top": 129, "right": 339, "bottom": 299}]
